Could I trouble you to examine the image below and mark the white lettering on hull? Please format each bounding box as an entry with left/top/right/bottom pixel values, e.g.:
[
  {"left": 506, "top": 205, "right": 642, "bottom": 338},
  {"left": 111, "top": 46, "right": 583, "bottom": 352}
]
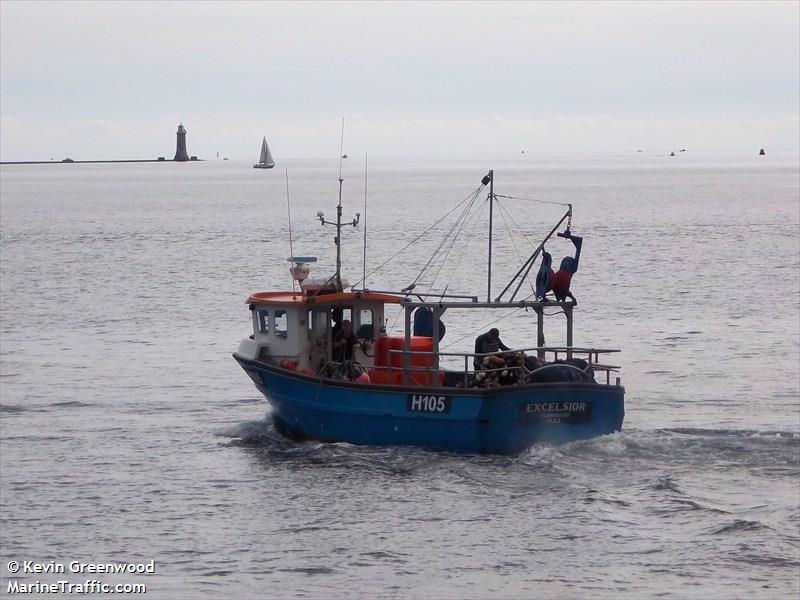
[{"left": 406, "top": 394, "right": 451, "bottom": 413}]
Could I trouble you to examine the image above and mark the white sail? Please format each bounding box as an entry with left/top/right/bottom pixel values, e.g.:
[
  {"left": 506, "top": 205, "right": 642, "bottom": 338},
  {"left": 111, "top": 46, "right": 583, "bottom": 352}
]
[
  {"left": 254, "top": 136, "right": 275, "bottom": 169},
  {"left": 263, "top": 139, "right": 275, "bottom": 166}
]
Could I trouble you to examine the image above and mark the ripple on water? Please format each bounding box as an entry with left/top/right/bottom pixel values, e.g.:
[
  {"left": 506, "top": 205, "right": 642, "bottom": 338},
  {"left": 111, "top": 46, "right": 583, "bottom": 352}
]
[
  {"left": 707, "top": 519, "right": 770, "bottom": 536},
  {"left": 2, "top": 160, "right": 798, "bottom": 599}
]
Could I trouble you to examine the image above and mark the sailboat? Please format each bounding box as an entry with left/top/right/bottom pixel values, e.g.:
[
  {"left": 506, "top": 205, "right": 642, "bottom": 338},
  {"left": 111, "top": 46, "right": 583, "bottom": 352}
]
[{"left": 253, "top": 137, "right": 275, "bottom": 169}]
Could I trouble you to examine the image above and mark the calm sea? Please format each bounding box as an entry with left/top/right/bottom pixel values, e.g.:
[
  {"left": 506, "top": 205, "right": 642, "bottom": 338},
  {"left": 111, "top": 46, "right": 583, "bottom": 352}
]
[{"left": 1, "top": 156, "right": 798, "bottom": 599}]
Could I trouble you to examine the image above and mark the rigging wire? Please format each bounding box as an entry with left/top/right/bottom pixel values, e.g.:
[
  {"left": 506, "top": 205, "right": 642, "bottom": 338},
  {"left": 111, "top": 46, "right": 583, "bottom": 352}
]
[
  {"left": 439, "top": 295, "right": 534, "bottom": 350},
  {"left": 407, "top": 187, "right": 484, "bottom": 291},
  {"left": 495, "top": 199, "right": 526, "bottom": 266},
  {"left": 387, "top": 193, "right": 487, "bottom": 334},
  {"left": 351, "top": 184, "right": 485, "bottom": 289},
  {"left": 409, "top": 191, "right": 478, "bottom": 291},
  {"left": 422, "top": 202, "right": 480, "bottom": 295},
  {"left": 439, "top": 309, "right": 524, "bottom": 350},
  {"left": 383, "top": 188, "right": 482, "bottom": 333},
  {"left": 386, "top": 302, "right": 404, "bottom": 336},
  {"left": 386, "top": 192, "right": 482, "bottom": 334},
  {"left": 494, "top": 193, "right": 571, "bottom": 207},
  {"left": 436, "top": 197, "right": 491, "bottom": 298},
  {"left": 436, "top": 299, "right": 568, "bottom": 351},
  {"left": 496, "top": 198, "right": 539, "bottom": 249},
  {"left": 415, "top": 190, "right": 485, "bottom": 294},
  {"left": 439, "top": 292, "right": 569, "bottom": 351},
  {"left": 495, "top": 199, "right": 536, "bottom": 297}
]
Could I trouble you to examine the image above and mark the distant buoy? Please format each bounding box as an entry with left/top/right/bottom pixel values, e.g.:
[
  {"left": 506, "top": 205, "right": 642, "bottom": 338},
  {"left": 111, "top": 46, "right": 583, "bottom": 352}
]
[
  {"left": 669, "top": 152, "right": 675, "bottom": 157},
  {"left": 759, "top": 148, "right": 766, "bottom": 156}
]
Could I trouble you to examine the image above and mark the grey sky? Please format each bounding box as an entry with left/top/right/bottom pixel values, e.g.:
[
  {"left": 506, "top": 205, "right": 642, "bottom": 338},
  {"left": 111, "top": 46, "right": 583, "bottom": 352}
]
[{"left": 1, "top": 1, "right": 798, "bottom": 160}]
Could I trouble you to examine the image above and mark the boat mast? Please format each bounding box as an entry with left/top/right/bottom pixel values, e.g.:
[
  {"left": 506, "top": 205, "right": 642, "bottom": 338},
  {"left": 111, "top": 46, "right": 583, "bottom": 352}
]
[
  {"left": 485, "top": 169, "right": 494, "bottom": 302},
  {"left": 362, "top": 152, "right": 368, "bottom": 289},
  {"left": 335, "top": 119, "right": 345, "bottom": 291},
  {"left": 285, "top": 169, "right": 295, "bottom": 293},
  {"left": 318, "top": 118, "right": 359, "bottom": 292}
]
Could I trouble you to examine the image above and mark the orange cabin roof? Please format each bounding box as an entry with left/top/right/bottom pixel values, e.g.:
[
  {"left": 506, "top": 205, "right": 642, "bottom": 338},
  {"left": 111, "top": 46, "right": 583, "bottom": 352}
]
[{"left": 246, "top": 291, "right": 406, "bottom": 306}]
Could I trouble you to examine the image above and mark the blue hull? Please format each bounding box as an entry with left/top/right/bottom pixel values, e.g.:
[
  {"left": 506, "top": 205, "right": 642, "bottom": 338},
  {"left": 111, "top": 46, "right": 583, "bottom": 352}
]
[{"left": 235, "top": 356, "right": 624, "bottom": 455}]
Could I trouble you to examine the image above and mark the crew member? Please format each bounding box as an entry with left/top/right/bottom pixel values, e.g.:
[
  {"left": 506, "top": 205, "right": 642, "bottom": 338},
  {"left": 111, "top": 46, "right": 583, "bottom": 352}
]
[
  {"left": 333, "top": 319, "right": 361, "bottom": 362},
  {"left": 474, "top": 328, "right": 510, "bottom": 369}
]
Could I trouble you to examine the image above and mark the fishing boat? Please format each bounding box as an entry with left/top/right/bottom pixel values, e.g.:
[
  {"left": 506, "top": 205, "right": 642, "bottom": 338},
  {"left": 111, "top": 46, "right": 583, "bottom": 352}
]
[
  {"left": 253, "top": 136, "right": 275, "bottom": 169},
  {"left": 233, "top": 170, "right": 625, "bottom": 454}
]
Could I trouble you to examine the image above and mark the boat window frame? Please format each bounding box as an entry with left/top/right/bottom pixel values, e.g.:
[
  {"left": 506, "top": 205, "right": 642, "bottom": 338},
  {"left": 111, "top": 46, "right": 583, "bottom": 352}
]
[
  {"left": 357, "top": 308, "right": 375, "bottom": 339},
  {"left": 274, "top": 309, "right": 289, "bottom": 339},
  {"left": 257, "top": 309, "right": 270, "bottom": 334},
  {"left": 331, "top": 306, "right": 353, "bottom": 338}
]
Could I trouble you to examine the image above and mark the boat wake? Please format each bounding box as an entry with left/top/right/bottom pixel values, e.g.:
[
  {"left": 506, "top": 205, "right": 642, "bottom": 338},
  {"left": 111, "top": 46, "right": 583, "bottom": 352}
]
[
  {"left": 215, "top": 418, "right": 799, "bottom": 579},
  {"left": 220, "top": 418, "right": 305, "bottom": 451},
  {"left": 220, "top": 418, "right": 799, "bottom": 484},
  {"left": 550, "top": 427, "right": 800, "bottom": 470},
  {"left": 219, "top": 417, "right": 458, "bottom": 477}
]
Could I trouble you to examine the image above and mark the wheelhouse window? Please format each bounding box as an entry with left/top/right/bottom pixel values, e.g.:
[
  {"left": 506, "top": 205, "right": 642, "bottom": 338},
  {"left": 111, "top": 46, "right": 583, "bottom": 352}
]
[
  {"left": 257, "top": 310, "right": 270, "bottom": 334},
  {"left": 357, "top": 309, "right": 375, "bottom": 339},
  {"left": 331, "top": 307, "right": 353, "bottom": 338},
  {"left": 274, "top": 310, "right": 288, "bottom": 338}
]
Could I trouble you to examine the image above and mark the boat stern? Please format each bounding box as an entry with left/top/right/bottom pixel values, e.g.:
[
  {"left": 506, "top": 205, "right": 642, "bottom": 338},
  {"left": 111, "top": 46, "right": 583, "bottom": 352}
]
[{"left": 477, "top": 383, "right": 625, "bottom": 453}]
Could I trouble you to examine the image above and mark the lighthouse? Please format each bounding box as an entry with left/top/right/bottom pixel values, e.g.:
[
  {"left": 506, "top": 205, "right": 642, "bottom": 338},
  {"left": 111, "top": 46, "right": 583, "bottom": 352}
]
[{"left": 174, "top": 123, "right": 190, "bottom": 162}]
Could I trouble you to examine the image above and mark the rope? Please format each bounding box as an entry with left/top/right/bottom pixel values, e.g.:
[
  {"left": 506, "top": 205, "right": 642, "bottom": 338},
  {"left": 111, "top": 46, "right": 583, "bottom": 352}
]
[
  {"left": 387, "top": 303, "right": 403, "bottom": 335},
  {"left": 496, "top": 198, "right": 539, "bottom": 249},
  {"left": 424, "top": 195, "right": 487, "bottom": 296},
  {"left": 350, "top": 184, "right": 485, "bottom": 289},
  {"left": 495, "top": 199, "right": 535, "bottom": 297},
  {"left": 389, "top": 192, "right": 484, "bottom": 334},
  {"left": 496, "top": 200, "right": 526, "bottom": 266},
  {"left": 439, "top": 290, "right": 540, "bottom": 350},
  {"left": 440, "top": 305, "right": 527, "bottom": 350},
  {"left": 410, "top": 188, "right": 483, "bottom": 292},
  {"left": 494, "top": 193, "right": 571, "bottom": 207},
  {"left": 438, "top": 199, "right": 490, "bottom": 298}
]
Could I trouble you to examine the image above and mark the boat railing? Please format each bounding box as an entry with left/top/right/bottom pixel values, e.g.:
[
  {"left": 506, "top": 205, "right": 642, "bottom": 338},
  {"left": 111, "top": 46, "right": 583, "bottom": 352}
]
[{"left": 386, "top": 346, "right": 622, "bottom": 387}]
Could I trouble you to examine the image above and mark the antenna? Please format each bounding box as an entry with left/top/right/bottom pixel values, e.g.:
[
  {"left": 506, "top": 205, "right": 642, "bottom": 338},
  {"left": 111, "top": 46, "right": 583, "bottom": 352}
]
[
  {"left": 362, "top": 152, "right": 368, "bottom": 288},
  {"left": 338, "top": 117, "right": 345, "bottom": 181},
  {"left": 285, "top": 169, "right": 296, "bottom": 293},
  {"left": 485, "top": 169, "right": 494, "bottom": 302},
  {"left": 336, "top": 118, "right": 345, "bottom": 290},
  {"left": 317, "top": 118, "right": 360, "bottom": 292}
]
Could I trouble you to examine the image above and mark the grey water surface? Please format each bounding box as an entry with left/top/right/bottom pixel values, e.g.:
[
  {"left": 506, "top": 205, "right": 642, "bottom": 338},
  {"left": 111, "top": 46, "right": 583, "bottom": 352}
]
[{"left": 1, "top": 156, "right": 798, "bottom": 599}]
